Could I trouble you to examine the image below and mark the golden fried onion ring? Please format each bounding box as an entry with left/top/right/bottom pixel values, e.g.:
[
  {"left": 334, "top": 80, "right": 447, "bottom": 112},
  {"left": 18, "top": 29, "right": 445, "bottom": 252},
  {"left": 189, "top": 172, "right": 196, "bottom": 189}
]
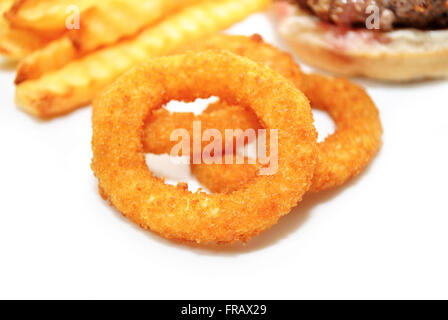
[
  {"left": 143, "top": 101, "right": 260, "bottom": 155},
  {"left": 91, "top": 51, "right": 317, "bottom": 243},
  {"left": 192, "top": 73, "right": 383, "bottom": 193},
  {"left": 142, "top": 33, "right": 302, "bottom": 155},
  {"left": 143, "top": 34, "right": 383, "bottom": 193}
]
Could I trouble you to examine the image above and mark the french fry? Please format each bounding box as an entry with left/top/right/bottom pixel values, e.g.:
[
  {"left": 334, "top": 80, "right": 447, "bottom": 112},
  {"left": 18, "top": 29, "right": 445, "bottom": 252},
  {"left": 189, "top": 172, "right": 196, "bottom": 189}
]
[
  {"left": 16, "top": 0, "right": 271, "bottom": 118},
  {"left": 5, "top": 0, "right": 94, "bottom": 33},
  {"left": 15, "top": 0, "right": 203, "bottom": 83},
  {"left": 69, "top": 0, "right": 203, "bottom": 52},
  {"left": 14, "top": 37, "right": 77, "bottom": 83},
  {"left": 0, "top": 0, "right": 51, "bottom": 60},
  {"left": 0, "top": 28, "right": 50, "bottom": 60},
  {"left": 0, "top": 0, "right": 14, "bottom": 24}
]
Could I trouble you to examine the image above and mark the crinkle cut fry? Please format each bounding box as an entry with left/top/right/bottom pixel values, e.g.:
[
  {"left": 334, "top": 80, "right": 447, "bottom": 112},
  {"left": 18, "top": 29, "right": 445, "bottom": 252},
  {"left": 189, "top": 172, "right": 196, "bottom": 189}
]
[
  {"left": 15, "top": 0, "right": 272, "bottom": 118},
  {"left": 0, "top": 0, "right": 54, "bottom": 60},
  {"left": 14, "top": 0, "right": 204, "bottom": 83},
  {"left": 4, "top": 0, "right": 94, "bottom": 32}
]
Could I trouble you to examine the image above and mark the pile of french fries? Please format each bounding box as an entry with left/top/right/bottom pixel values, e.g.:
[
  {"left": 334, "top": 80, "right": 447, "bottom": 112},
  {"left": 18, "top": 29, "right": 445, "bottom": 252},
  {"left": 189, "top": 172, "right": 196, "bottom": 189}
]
[{"left": 0, "top": 0, "right": 270, "bottom": 118}]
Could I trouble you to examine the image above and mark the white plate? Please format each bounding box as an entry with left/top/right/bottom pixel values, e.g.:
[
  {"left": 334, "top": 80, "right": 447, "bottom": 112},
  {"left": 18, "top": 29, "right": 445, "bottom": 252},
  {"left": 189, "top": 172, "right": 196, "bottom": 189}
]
[{"left": 0, "top": 13, "right": 447, "bottom": 299}]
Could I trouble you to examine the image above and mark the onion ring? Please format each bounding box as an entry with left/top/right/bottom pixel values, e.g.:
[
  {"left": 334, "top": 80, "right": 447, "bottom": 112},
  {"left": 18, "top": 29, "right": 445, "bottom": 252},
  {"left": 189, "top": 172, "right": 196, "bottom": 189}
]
[
  {"left": 91, "top": 51, "right": 317, "bottom": 243},
  {"left": 143, "top": 101, "right": 260, "bottom": 155},
  {"left": 142, "top": 33, "right": 304, "bottom": 155},
  {"left": 143, "top": 34, "right": 383, "bottom": 193},
  {"left": 193, "top": 73, "right": 383, "bottom": 193}
]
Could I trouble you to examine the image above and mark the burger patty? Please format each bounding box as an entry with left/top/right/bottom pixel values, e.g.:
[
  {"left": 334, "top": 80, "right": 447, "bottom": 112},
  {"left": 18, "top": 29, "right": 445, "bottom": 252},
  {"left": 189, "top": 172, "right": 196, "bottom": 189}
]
[{"left": 296, "top": 0, "right": 448, "bottom": 30}]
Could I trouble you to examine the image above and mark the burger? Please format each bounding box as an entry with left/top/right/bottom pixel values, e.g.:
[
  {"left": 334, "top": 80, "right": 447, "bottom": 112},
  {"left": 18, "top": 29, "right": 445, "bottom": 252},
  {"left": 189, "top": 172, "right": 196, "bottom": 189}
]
[{"left": 273, "top": 0, "right": 448, "bottom": 81}]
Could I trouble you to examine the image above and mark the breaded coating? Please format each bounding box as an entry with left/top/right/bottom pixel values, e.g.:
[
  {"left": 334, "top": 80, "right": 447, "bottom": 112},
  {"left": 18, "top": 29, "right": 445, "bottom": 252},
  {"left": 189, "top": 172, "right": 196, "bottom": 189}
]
[
  {"left": 175, "top": 33, "right": 305, "bottom": 90},
  {"left": 160, "top": 34, "right": 382, "bottom": 193},
  {"left": 91, "top": 51, "right": 318, "bottom": 243},
  {"left": 142, "top": 33, "right": 304, "bottom": 155},
  {"left": 192, "top": 73, "right": 383, "bottom": 193},
  {"left": 302, "top": 74, "right": 383, "bottom": 191},
  {"left": 143, "top": 102, "right": 260, "bottom": 155}
]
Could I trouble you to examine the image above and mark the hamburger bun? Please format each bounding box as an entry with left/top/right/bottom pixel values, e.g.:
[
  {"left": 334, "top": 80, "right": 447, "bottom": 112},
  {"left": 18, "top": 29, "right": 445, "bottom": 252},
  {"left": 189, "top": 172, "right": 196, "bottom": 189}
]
[{"left": 273, "top": 1, "right": 448, "bottom": 82}]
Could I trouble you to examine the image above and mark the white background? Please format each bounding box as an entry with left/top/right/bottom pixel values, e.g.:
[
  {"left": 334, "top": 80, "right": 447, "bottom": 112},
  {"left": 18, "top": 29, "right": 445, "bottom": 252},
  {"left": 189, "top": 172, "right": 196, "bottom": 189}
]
[{"left": 1, "top": 13, "right": 448, "bottom": 300}]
